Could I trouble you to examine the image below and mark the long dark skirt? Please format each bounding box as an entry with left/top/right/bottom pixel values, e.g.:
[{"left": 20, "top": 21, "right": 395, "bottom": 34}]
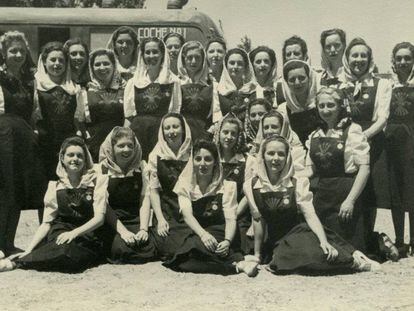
[
  {"left": 16, "top": 222, "right": 102, "bottom": 273},
  {"left": 267, "top": 223, "right": 355, "bottom": 273},
  {"left": 130, "top": 115, "right": 161, "bottom": 161},
  {"left": 163, "top": 224, "right": 244, "bottom": 275}
]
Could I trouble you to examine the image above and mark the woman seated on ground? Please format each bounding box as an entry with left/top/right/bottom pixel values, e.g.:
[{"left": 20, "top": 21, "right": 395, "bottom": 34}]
[
  {"left": 244, "top": 134, "right": 380, "bottom": 274},
  {"left": 0, "top": 137, "right": 105, "bottom": 273},
  {"left": 97, "top": 127, "right": 158, "bottom": 264},
  {"left": 148, "top": 113, "right": 193, "bottom": 259},
  {"left": 163, "top": 139, "right": 258, "bottom": 276}
]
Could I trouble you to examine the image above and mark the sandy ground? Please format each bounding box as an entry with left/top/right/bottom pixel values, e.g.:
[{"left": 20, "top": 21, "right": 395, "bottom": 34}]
[{"left": 1, "top": 209, "right": 413, "bottom": 311}]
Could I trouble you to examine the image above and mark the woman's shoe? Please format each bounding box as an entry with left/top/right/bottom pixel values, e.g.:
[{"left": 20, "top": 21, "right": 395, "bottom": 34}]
[
  {"left": 352, "top": 250, "right": 382, "bottom": 272},
  {"left": 0, "top": 250, "right": 5, "bottom": 260},
  {"left": 0, "top": 259, "right": 15, "bottom": 272},
  {"left": 236, "top": 261, "right": 259, "bottom": 277},
  {"left": 378, "top": 233, "right": 399, "bottom": 262}
]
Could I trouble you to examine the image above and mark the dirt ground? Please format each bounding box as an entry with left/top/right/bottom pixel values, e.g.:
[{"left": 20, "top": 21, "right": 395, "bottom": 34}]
[{"left": 1, "top": 209, "right": 413, "bottom": 311}]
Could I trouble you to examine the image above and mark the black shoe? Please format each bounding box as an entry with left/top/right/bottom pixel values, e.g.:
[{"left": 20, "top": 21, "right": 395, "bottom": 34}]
[{"left": 378, "top": 233, "right": 399, "bottom": 262}]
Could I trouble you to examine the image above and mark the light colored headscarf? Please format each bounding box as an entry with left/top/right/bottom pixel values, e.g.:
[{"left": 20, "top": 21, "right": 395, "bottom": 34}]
[
  {"left": 151, "top": 113, "right": 192, "bottom": 161},
  {"left": 173, "top": 141, "right": 223, "bottom": 200},
  {"left": 217, "top": 48, "right": 255, "bottom": 96},
  {"left": 249, "top": 46, "right": 278, "bottom": 99},
  {"left": 99, "top": 126, "right": 143, "bottom": 175},
  {"left": 255, "top": 135, "right": 294, "bottom": 192},
  {"left": 177, "top": 41, "right": 209, "bottom": 85},
  {"left": 106, "top": 26, "right": 139, "bottom": 80},
  {"left": 56, "top": 137, "right": 95, "bottom": 189},
  {"left": 339, "top": 38, "right": 376, "bottom": 95},
  {"left": 282, "top": 59, "right": 318, "bottom": 113},
  {"left": 87, "top": 48, "right": 123, "bottom": 91}
]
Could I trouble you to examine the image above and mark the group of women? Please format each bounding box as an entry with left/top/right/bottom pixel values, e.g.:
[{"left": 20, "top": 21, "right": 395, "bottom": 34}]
[{"left": 0, "top": 26, "right": 413, "bottom": 276}]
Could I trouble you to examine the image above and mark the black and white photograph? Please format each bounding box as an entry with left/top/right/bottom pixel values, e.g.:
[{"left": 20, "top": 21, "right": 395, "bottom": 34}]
[{"left": 0, "top": 0, "right": 413, "bottom": 310}]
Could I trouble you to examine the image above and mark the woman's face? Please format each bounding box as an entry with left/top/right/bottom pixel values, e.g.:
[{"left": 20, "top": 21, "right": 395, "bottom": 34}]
[
  {"left": 253, "top": 51, "right": 272, "bottom": 80},
  {"left": 249, "top": 104, "right": 267, "bottom": 129},
  {"left": 184, "top": 48, "right": 203, "bottom": 76},
  {"left": 287, "top": 67, "right": 309, "bottom": 95},
  {"left": 113, "top": 136, "right": 135, "bottom": 168},
  {"left": 317, "top": 93, "right": 341, "bottom": 125},
  {"left": 264, "top": 140, "right": 287, "bottom": 176},
  {"left": 115, "top": 33, "right": 135, "bottom": 58},
  {"left": 324, "top": 34, "right": 344, "bottom": 61},
  {"left": 45, "top": 50, "right": 66, "bottom": 79},
  {"left": 163, "top": 116, "right": 184, "bottom": 147},
  {"left": 62, "top": 145, "right": 85, "bottom": 174},
  {"left": 5, "top": 40, "right": 27, "bottom": 69},
  {"left": 68, "top": 44, "right": 87, "bottom": 71},
  {"left": 262, "top": 116, "right": 282, "bottom": 138},
  {"left": 207, "top": 42, "right": 225, "bottom": 68},
  {"left": 285, "top": 44, "right": 304, "bottom": 62},
  {"left": 165, "top": 36, "right": 182, "bottom": 61},
  {"left": 227, "top": 53, "right": 245, "bottom": 80},
  {"left": 219, "top": 122, "right": 239, "bottom": 152},
  {"left": 144, "top": 41, "right": 162, "bottom": 68},
  {"left": 394, "top": 48, "right": 414, "bottom": 76},
  {"left": 348, "top": 44, "right": 370, "bottom": 77},
  {"left": 93, "top": 54, "right": 114, "bottom": 83},
  {"left": 193, "top": 148, "right": 215, "bottom": 178}
]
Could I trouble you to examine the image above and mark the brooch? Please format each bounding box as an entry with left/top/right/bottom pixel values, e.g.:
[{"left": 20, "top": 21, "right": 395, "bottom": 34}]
[
  {"left": 337, "top": 143, "right": 343, "bottom": 150},
  {"left": 211, "top": 204, "right": 218, "bottom": 211},
  {"left": 233, "top": 168, "right": 239, "bottom": 175},
  {"left": 362, "top": 93, "right": 369, "bottom": 100}
]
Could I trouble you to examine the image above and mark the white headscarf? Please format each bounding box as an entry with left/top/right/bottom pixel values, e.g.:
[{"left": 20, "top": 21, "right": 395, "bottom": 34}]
[
  {"left": 177, "top": 41, "right": 209, "bottom": 86},
  {"left": 217, "top": 48, "right": 255, "bottom": 96},
  {"left": 99, "top": 126, "right": 143, "bottom": 175},
  {"left": 87, "top": 49, "right": 123, "bottom": 91},
  {"left": 106, "top": 26, "right": 139, "bottom": 80},
  {"left": 56, "top": 137, "right": 95, "bottom": 189},
  {"left": 173, "top": 142, "right": 223, "bottom": 200},
  {"left": 255, "top": 110, "right": 296, "bottom": 148},
  {"left": 281, "top": 59, "right": 318, "bottom": 113},
  {"left": 249, "top": 46, "right": 278, "bottom": 99}
]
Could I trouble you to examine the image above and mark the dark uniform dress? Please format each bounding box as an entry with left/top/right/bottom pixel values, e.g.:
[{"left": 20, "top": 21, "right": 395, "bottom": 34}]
[
  {"left": 164, "top": 191, "right": 244, "bottom": 275},
  {"left": 251, "top": 178, "right": 354, "bottom": 273},
  {"left": 180, "top": 83, "right": 213, "bottom": 141},
  {"left": 275, "top": 81, "right": 285, "bottom": 107},
  {"left": 320, "top": 72, "right": 342, "bottom": 88},
  {"left": 309, "top": 125, "right": 367, "bottom": 251},
  {"left": 219, "top": 90, "right": 254, "bottom": 123},
  {"left": 377, "top": 86, "right": 414, "bottom": 211},
  {"left": 129, "top": 83, "right": 174, "bottom": 160},
  {"left": 99, "top": 166, "right": 158, "bottom": 264},
  {"left": 0, "top": 70, "right": 47, "bottom": 253},
  {"left": 286, "top": 106, "right": 323, "bottom": 146},
  {"left": 152, "top": 158, "right": 192, "bottom": 259},
  {"left": 222, "top": 159, "right": 252, "bottom": 255},
  {"left": 37, "top": 86, "right": 78, "bottom": 179},
  {"left": 16, "top": 185, "right": 103, "bottom": 272},
  {"left": 86, "top": 88, "right": 124, "bottom": 162}
]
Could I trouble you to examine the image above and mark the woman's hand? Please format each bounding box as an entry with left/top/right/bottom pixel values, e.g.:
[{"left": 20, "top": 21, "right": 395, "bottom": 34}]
[
  {"left": 134, "top": 229, "right": 149, "bottom": 244},
  {"left": 200, "top": 232, "right": 218, "bottom": 252},
  {"left": 338, "top": 199, "right": 354, "bottom": 222},
  {"left": 120, "top": 230, "right": 136, "bottom": 245},
  {"left": 56, "top": 230, "right": 78, "bottom": 245},
  {"left": 157, "top": 219, "right": 170, "bottom": 238},
  {"left": 320, "top": 241, "right": 339, "bottom": 262},
  {"left": 215, "top": 240, "right": 230, "bottom": 257}
]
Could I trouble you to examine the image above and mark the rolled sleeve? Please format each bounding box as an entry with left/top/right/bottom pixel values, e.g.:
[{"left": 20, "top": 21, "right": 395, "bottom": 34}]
[
  {"left": 42, "top": 181, "right": 58, "bottom": 223},
  {"left": 93, "top": 174, "right": 109, "bottom": 215},
  {"left": 123, "top": 80, "right": 137, "bottom": 118},
  {"left": 345, "top": 123, "right": 370, "bottom": 169},
  {"left": 222, "top": 181, "right": 238, "bottom": 221},
  {"left": 373, "top": 78, "right": 392, "bottom": 121}
]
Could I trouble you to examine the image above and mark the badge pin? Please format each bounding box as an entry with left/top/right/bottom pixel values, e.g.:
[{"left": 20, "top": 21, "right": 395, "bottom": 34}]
[
  {"left": 283, "top": 198, "right": 290, "bottom": 205},
  {"left": 244, "top": 98, "right": 249, "bottom": 103},
  {"left": 363, "top": 93, "right": 369, "bottom": 99},
  {"left": 234, "top": 168, "right": 239, "bottom": 175},
  {"left": 212, "top": 204, "right": 218, "bottom": 211},
  {"left": 337, "top": 143, "right": 343, "bottom": 150},
  {"left": 86, "top": 194, "right": 92, "bottom": 201},
  {"left": 165, "top": 92, "right": 170, "bottom": 97}
]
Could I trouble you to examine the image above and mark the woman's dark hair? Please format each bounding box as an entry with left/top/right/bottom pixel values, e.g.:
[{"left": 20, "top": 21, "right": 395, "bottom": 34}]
[
  {"left": 262, "top": 110, "right": 284, "bottom": 128},
  {"left": 345, "top": 37, "right": 372, "bottom": 65},
  {"left": 283, "top": 60, "right": 310, "bottom": 81},
  {"left": 111, "top": 26, "right": 139, "bottom": 55},
  {"left": 224, "top": 48, "right": 249, "bottom": 69},
  {"left": 193, "top": 139, "right": 219, "bottom": 163},
  {"left": 110, "top": 127, "right": 136, "bottom": 148},
  {"left": 282, "top": 35, "right": 308, "bottom": 63},
  {"left": 163, "top": 32, "right": 185, "bottom": 46},
  {"left": 60, "top": 136, "right": 89, "bottom": 170},
  {"left": 140, "top": 37, "right": 165, "bottom": 63},
  {"left": 249, "top": 46, "right": 277, "bottom": 69},
  {"left": 90, "top": 49, "right": 116, "bottom": 70},
  {"left": 392, "top": 41, "right": 414, "bottom": 62},
  {"left": 64, "top": 38, "right": 89, "bottom": 59},
  {"left": 261, "top": 134, "right": 289, "bottom": 158},
  {"left": 206, "top": 37, "right": 227, "bottom": 52},
  {"left": 248, "top": 98, "right": 272, "bottom": 114},
  {"left": 162, "top": 112, "right": 187, "bottom": 142},
  {"left": 181, "top": 41, "right": 205, "bottom": 66},
  {"left": 320, "top": 28, "right": 346, "bottom": 48},
  {"left": 41, "top": 41, "right": 67, "bottom": 64}
]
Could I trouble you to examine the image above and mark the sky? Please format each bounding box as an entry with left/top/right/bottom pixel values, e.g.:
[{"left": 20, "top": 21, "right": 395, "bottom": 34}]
[{"left": 175, "top": 0, "right": 414, "bottom": 73}]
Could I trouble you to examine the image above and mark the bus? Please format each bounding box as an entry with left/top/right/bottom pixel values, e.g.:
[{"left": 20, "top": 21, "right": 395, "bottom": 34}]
[{"left": 0, "top": 7, "right": 224, "bottom": 59}]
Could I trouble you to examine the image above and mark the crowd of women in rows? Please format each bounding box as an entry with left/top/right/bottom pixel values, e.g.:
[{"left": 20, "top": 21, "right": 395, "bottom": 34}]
[{"left": 0, "top": 26, "right": 413, "bottom": 276}]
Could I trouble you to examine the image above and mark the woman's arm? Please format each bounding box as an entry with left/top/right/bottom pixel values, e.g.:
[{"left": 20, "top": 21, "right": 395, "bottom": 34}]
[
  {"left": 253, "top": 217, "right": 264, "bottom": 260},
  {"left": 134, "top": 195, "right": 152, "bottom": 243},
  {"left": 363, "top": 116, "right": 386, "bottom": 139},
  {"left": 24, "top": 223, "right": 51, "bottom": 252},
  {"left": 236, "top": 196, "right": 249, "bottom": 218},
  {"left": 150, "top": 188, "right": 169, "bottom": 237},
  {"left": 56, "top": 213, "right": 104, "bottom": 245}
]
